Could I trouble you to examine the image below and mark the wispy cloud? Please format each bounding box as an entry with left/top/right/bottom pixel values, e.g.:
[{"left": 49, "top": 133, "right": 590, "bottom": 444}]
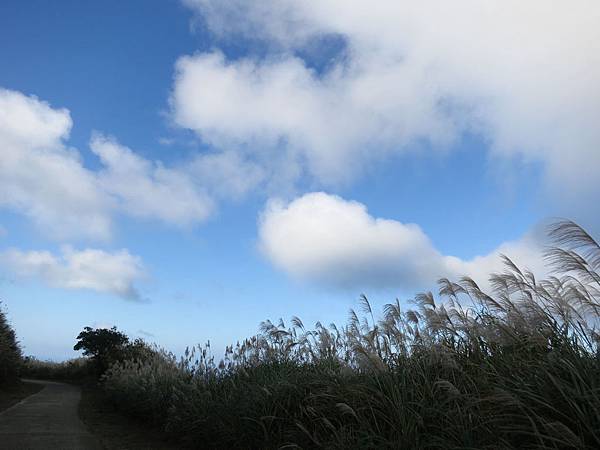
[
  {"left": 0, "top": 246, "right": 145, "bottom": 300},
  {"left": 0, "top": 88, "right": 259, "bottom": 241},
  {"left": 91, "top": 134, "right": 214, "bottom": 228},
  {"left": 137, "top": 329, "right": 155, "bottom": 338}
]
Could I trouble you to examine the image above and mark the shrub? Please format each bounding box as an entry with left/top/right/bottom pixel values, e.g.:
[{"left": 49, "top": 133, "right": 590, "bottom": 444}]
[{"left": 74, "top": 326, "right": 130, "bottom": 376}]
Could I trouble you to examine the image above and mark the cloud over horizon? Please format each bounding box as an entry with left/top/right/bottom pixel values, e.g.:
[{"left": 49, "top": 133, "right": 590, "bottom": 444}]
[{"left": 259, "top": 192, "right": 546, "bottom": 292}]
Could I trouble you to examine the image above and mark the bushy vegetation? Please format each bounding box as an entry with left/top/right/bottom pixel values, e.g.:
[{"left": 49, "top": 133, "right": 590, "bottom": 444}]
[
  {"left": 0, "top": 303, "right": 22, "bottom": 386},
  {"left": 20, "top": 328, "right": 154, "bottom": 382},
  {"left": 100, "top": 220, "right": 600, "bottom": 449},
  {"left": 73, "top": 326, "right": 130, "bottom": 376},
  {"left": 20, "top": 356, "right": 93, "bottom": 381}
]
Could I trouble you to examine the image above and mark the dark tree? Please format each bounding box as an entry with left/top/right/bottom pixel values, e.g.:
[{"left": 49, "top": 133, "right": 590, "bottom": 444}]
[
  {"left": 74, "top": 326, "right": 129, "bottom": 375},
  {"left": 0, "top": 302, "right": 22, "bottom": 385}
]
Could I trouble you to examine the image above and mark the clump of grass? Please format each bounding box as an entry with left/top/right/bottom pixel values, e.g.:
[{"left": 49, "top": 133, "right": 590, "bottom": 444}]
[
  {"left": 102, "top": 220, "right": 600, "bottom": 449},
  {"left": 102, "top": 348, "right": 188, "bottom": 425}
]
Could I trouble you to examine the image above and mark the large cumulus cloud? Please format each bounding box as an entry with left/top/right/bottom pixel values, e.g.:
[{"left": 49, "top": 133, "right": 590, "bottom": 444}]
[{"left": 259, "top": 192, "right": 545, "bottom": 291}]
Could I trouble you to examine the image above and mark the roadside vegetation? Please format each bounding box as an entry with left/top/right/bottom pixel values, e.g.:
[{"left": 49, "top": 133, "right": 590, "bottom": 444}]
[
  {"left": 0, "top": 302, "right": 44, "bottom": 411},
  {"left": 20, "top": 356, "right": 93, "bottom": 382},
  {"left": 10, "top": 220, "right": 600, "bottom": 448},
  {"left": 0, "top": 302, "right": 21, "bottom": 386},
  {"left": 99, "top": 220, "right": 600, "bottom": 449}
]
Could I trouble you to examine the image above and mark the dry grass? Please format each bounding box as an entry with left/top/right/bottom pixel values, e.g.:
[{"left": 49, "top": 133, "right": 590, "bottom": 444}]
[{"left": 100, "top": 220, "right": 600, "bottom": 449}]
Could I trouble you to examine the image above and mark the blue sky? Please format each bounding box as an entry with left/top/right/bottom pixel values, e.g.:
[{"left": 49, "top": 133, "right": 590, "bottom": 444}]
[{"left": 1, "top": 0, "right": 598, "bottom": 360}]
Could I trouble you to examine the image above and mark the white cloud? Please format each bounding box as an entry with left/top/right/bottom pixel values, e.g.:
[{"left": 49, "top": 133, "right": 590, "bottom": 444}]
[
  {"left": 0, "top": 88, "right": 255, "bottom": 240},
  {"left": 188, "top": 150, "right": 265, "bottom": 199},
  {"left": 91, "top": 134, "right": 214, "bottom": 227},
  {"left": 0, "top": 88, "right": 113, "bottom": 240},
  {"left": 258, "top": 192, "right": 545, "bottom": 291},
  {"left": 178, "top": 1, "right": 600, "bottom": 193},
  {"left": 0, "top": 246, "right": 145, "bottom": 300}
]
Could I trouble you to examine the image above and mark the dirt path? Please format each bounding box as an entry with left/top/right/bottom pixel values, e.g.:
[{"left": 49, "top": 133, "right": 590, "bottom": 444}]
[{"left": 0, "top": 380, "right": 101, "bottom": 449}]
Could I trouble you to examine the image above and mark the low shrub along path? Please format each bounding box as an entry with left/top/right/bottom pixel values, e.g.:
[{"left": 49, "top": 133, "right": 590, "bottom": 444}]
[{"left": 0, "top": 379, "right": 101, "bottom": 449}]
